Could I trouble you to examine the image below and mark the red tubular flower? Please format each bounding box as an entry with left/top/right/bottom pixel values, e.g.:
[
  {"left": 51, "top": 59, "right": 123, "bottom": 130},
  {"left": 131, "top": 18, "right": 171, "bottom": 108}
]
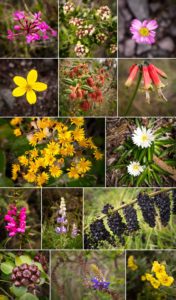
[
  {"left": 142, "top": 65, "right": 152, "bottom": 90},
  {"left": 150, "top": 64, "right": 167, "bottom": 79},
  {"left": 80, "top": 100, "right": 91, "bottom": 111},
  {"left": 148, "top": 64, "right": 165, "bottom": 88},
  {"left": 125, "top": 64, "right": 139, "bottom": 87}
]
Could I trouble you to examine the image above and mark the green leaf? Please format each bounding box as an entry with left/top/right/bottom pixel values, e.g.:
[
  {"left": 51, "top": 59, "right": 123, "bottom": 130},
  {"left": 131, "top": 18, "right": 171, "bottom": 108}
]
[
  {"left": 10, "top": 286, "right": 27, "bottom": 297},
  {"left": 136, "top": 168, "right": 148, "bottom": 187},
  {"left": 148, "top": 144, "right": 154, "bottom": 163},
  {"left": 81, "top": 85, "right": 94, "bottom": 92},
  {"left": 151, "top": 164, "right": 171, "bottom": 175},
  {"left": 0, "top": 176, "right": 14, "bottom": 187},
  {"left": 63, "top": 78, "right": 74, "bottom": 85},
  {"left": 15, "top": 255, "right": 32, "bottom": 266},
  {"left": 64, "top": 89, "right": 72, "bottom": 94},
  {"left": 19, "top": 293, "right": 38, "bottom": 300},
  {"left": 0, "top": 150, "right": 6, "bottom": 175},
  {"left": 0, "top": 261, "right": 14, "bottom": 274}
]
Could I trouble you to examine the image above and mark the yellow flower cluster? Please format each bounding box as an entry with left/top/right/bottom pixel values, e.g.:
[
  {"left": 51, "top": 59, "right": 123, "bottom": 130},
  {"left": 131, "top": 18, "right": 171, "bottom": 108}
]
[
  {"left": 141, "top": 261, "right": 174, "bottom": 289},
  {"left": 11, "top": 117, "right": 103, "bottom": 186},
  {"left": 127, "top": 255, "right": 138, "bottom": 271}
]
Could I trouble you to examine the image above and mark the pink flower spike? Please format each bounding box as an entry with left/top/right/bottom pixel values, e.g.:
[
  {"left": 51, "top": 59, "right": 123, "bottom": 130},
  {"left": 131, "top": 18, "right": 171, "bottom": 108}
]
[{"left": 130, "top": 19, "right": 158, "bottom": 45}]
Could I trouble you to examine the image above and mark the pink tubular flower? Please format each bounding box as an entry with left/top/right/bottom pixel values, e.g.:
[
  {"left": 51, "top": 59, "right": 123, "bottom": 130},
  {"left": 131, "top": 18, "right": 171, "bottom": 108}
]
[
  {"left": 130, "top": 19, "right": 158, "bottom": 44},
  {"left": 4, "top": 204, "right": 27, "bottom": 237},
  {"left": 13, "top": 11, "right": 25, "bottom": 21}
]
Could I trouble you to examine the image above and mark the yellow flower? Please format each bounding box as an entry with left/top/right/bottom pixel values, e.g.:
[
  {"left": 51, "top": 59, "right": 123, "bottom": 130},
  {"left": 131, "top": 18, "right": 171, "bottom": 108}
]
[
  {"left": 67, "top": 167, "right": 80, "bottom": 179},
  {"left": 94, "top": 150, "right": 103, "bottom": 160},
  {"left": 12, "top": 164, "right": 20, "bottom": 180},
  {"left": 157, "top": 273, "right": 174, "bottom": 287},
  {"left": 152, "top": 261, "right": 166, "bottom": 274},
  {"left": 72, "top": 128, "right": 85, "bottom": 141},
  {"left": 49, "top": 165, "right": 63, "bottom": 178},
  {"left": 145, "top": 273, "right": 153, "bottom": 281},
  {"left": 36, "top": 172, "right": 49, "bottom": 186},
  {"left": 141, "top": 275, "right": 146, "bottom": 281},
  {"left": 150, "top": 277, "right": 160, "bottom": 289},
  {"left": 14, "top": 128, "right": 22, "bottom": 136},
  {"left": 12, "top": 69, "right": 47, "bottom": 104},
  {"left": 77, "top": 158, "right": 92, "bottom": 173},
  {"left": 18, "top": 155, "right": 28, "bottom": 166},
  {"left": 10, "top": 117, "right": 23, "bottom": 126},
  {"left": 127, "top": 256, "right": 138, "bottom": 271},
  {"left": 46, "top": 141, "right": 60, "bottom": 155},
  {"left": 70, "top": 117, "right": 84, "bottom": 127},
  {"left": 23, "top": 172, "right": 36, "bottom": 183}
]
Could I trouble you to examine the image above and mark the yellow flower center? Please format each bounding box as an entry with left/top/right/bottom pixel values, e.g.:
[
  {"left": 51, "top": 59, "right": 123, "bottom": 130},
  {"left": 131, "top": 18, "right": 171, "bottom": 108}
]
[
  {"left": 141, "top": 134, "right": 148, "bottom": 142},
  {"left": 139, "top": 27, "right": 149, "bottom": 36},
  {"left": 26, "top": 84, "right": 33, "bottom": 92},
  {"left": 133, "top": 164, "right": 140, "bottom": 171}
]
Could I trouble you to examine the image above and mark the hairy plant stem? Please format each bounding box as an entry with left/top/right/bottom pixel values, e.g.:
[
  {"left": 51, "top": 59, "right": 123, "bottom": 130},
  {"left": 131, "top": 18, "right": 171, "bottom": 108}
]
[
  {"left": 124, "top": 71, "right": 142, "bottom": 116},
  {"left": 84, "top": 188, "right": 173, "bottom": 230}
]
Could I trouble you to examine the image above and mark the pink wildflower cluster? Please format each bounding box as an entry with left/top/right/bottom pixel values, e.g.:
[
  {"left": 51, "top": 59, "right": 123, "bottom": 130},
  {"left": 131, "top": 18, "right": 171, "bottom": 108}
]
[
  {"left": 7, "top": 11, "right": 57, "bottom": 44},
  {"left": 4, "top": 204, "right": 27, "bottom": 237}
]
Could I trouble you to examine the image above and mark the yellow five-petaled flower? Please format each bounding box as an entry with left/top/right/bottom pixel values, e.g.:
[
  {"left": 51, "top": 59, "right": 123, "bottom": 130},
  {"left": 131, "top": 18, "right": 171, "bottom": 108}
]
[{"left": 12, "top": 69, "right": 47, "bottom": 105}]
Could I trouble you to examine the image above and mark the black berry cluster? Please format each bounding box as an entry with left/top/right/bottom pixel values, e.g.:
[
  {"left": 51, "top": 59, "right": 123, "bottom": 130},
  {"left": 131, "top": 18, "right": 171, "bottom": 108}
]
[
  {"left": 107, "top": 211, "right": 126, "bottom": 245},
  {"left": 172, "top": 190, "right": 176, "bottom": 214},
  {"left": 89, "top": 219, "right": 115, "bottom": 246},
  {"left": 154, "top": 193, "right": 171, "bottom": 226},
  {"left": 34, "top": 252, "right": 48, "bottom": 272},
  {"left": 123, "top": 204, "right": 140, "bottom": 233},
  {"left": 84, "top": 233, "right": 98, "bottom": 249},
  {"left": 137, "top": 193, "right": 156, "bottom": 227},
  {"left": 102, "top": 203, "right": 114, "bottom": 214},
  {"left": 11, "top": 263, "right": 40, "bottom": 289}
]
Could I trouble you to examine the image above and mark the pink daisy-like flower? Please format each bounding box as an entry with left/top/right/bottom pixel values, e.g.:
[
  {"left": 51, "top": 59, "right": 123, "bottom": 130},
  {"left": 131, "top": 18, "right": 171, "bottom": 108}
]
[{"left": 130, "top": 19, "right": 158, "bottom": 44}]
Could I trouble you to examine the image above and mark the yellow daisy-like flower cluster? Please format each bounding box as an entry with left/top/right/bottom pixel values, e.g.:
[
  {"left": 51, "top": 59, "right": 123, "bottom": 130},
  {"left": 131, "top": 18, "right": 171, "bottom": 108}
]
[
  {"left": 11, "top": 117, "right": 103, "bottom": 186},
  {"left": 141, "top": 261, "right": 174, "bottom": 289},
  {"left": 127, "top": 255, "right": 138, "bottom": 271}
]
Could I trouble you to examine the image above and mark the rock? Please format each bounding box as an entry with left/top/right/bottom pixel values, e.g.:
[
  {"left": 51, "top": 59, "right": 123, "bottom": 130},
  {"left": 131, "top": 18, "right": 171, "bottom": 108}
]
[
  {"left": 124, "top": 39, "right": 135, "bottom": 57},
  {"left": 137, "top": 44, "right": 152, "bottom": 55},
  {"left": 158, "top": 37, "right": 175, "bottom": 52},
  {"left": 118, "top": 44, "right": 124, "bottom": 56},
  {"left": 150, "top": 2, "right": 161, "bottom": 13},
  {"left": 122, "top": 8, "right": 132, "bottom": 21},
  {"left": 0, "top": 88, "right": 14, "bottom": 109},
  {"left": 127, "top": 0, "right": 149, "bottom": 19},
  {"left": 118, "top": 0, "right": 126, "bottom": 8},
  {"left": 119, "top": 12, "right": 125, "bottom": 42},
  {"left": 170, "top": 24, "right": 176, "bottom": 37}
]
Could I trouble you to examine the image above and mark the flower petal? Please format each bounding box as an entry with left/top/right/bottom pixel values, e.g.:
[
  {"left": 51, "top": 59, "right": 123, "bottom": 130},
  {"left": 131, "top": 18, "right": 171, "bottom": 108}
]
[
  {"left": 131, "top": 19, "right": 142, "bottom": 30},
  {"left": 146, "top": 20, "right": 158, "bottom": 30},
  {"left": 26, "top": 90, "right": 37, "bottom": 104},
  {"left": 27, "top": 69, "right": 38, "bottom": 85},
  {"left": 32, "top": 82, "right": 48, "bottom": 91},
  {"left": 12, "top": 87, "right": 26, "bottom": 97},
  {"left": 13, "top": 76, "right": 27, "bottom": 87}
]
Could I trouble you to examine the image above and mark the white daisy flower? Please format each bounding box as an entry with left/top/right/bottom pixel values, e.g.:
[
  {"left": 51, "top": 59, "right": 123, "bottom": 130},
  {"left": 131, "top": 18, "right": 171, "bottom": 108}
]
[
  {"left": 127, "top": 161, "right": 144, "bottom": 176},
  {"left": 132, "top": 126, "right": 154, "bottom": 148}
]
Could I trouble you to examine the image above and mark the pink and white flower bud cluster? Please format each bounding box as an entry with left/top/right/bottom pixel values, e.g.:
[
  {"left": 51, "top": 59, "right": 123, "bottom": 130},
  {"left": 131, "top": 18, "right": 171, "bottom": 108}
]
[
  {"left": 4, "top": 204, "right": 27, "bottom": 237},
  {"left": 76, "top": 24, "right": 95, "bottom": 39},
  {"left": 63, "top": 2, "right": 74, "bottom": 14},
  {"left": 69, "top": 17, "right": 84, "bottom": 27},
  {"left": 96, "top": 6, "right": 111, "bottom": 21}
]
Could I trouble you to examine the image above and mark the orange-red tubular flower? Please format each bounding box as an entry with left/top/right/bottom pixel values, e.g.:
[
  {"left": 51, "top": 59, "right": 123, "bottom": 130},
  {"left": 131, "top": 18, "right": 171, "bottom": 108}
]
[
  {"left": 148, "top": 64, "right": 165, "bottom": 88},
  {"left": 142, "top": 65, "right": 152, "bottom": 103},
  {"left": 148, "top": 64, "right": 167, "bottom": 101},
  {"left": 125, "top": 64, "right": 139, "bottom": 87}
]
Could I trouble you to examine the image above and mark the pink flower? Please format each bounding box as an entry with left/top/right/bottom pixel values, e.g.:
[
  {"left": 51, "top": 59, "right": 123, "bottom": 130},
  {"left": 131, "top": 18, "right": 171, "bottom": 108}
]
[
  {"left": 130, "top": 19, "right": 158, "bottom": 44},
  {"left": 13, "top": 11, "right": 25, "bottom": 21},
  {"left": 4, "top": 205, "right": 27, "bottom": 237},
  {"left": 7, "top": 30, "right": 15, "bottom": 41}
]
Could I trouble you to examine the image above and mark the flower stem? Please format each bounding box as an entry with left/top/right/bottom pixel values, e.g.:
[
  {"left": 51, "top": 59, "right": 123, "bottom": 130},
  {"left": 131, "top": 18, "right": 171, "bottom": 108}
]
[{"left": 124, "top": 71, "right": 142, "bottom": 116}]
